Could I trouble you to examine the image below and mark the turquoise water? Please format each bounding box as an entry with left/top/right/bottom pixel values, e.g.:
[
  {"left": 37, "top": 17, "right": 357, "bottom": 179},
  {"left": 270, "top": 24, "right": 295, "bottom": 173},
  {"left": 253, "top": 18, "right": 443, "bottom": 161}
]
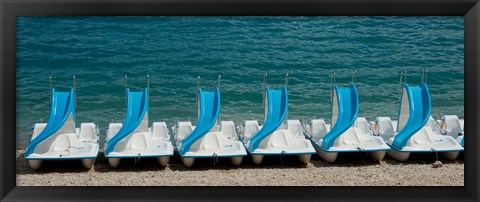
[{"left": 16, "top": 16, "right": 464, "bottom": 147}]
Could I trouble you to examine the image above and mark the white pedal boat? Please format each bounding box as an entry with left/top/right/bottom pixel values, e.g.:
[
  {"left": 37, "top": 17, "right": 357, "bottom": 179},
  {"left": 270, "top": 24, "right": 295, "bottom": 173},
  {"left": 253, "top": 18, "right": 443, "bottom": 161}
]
[
  {"left": 382, "top": 82, "right": 463, "bottom": 161},
  {"left": 104, "top": 88, "right": 174, "bottom": 168},
  {"left": 305, "top": 83, "right": 390, "bottom": 163},
  {"left": 241, "top": 85, "right": 316, "bottom": 165},
  {"left": 173, "top": 87, "right": 247, "bottom": 167},
  {"left": 25, "top": 88, "right": 100, "bottom": 170}
]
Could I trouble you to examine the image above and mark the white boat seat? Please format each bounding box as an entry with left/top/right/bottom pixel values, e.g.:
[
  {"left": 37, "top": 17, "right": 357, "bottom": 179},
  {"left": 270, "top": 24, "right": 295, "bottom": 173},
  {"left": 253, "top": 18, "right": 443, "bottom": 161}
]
[
  {"left": 153, "top": 122, "right": 169, "bottom": 140},
  {"left": 177, "top": 122, "right": 192, "bottom": 142},
  {"left": 271, "top": 131, "right": 288, "bottom": 148},
  {"left": 32, "top": 123, "right": 47, "bottom": 140},
  {"left": 443, "top": 115, "right": 463, "bottom": 134},
  {"left": 412, "top": 127, "right": 434, "bottom": 145},
  {"left": 342, "top": 128, "right": 361, "bottom": 145},
  {"left": 53, "top": 135, "right": 71, "bottom": 152},
  {"left": 376, "top": 117, "right": 395, "bottom": 136},
  {"left": 243, "top": 120, "right": 259, "bottom": 140},
  {"left": 202, "top": 133, "right": 221, "bottom": 150},
  {"left": 130, "top": 133, "right": 147, "bottom": 150},
  {"left": 221, "top": 121, "right": 237, "bottom": 139},
  {"left": 107, "top": 123, "right": 123, "bottom": 140},
  {"left": 287, "top": 120, "right": 302, "bottom": 137},
  {"left": 356, "top": 117, "right": 370, "bottom": 134},
  {"left": 426, "top": 116, "right": 437, "bottom": 130},
  {"left": 79, "top": 123, "right": 96, "bottom": 142},
  {"left": 392, "top": 120, "right": 398, "bottom": 131},
  {"left": 310, "top": 119, "right": 328, "bottom": 139}
]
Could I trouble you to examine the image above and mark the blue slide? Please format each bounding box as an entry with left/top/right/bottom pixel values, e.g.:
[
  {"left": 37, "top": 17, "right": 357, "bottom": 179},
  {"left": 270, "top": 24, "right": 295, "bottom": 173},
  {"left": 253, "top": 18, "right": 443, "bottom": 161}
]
[
  {"left": 26, "top": 88, "right": 76, "bottom": 156},
  {"left": 179, "top": 87, "right": 221, "bottom": 155},
  {"left": 106, "top": 88, "right": 148, "bottom": 155},
  {"left": 392, "top": 83, "right": 431, "bottom": 150},
  {"left": 320, "top": 84, "right": 359, "bottom": 151},
  {"left": 248, "top": 85, "right": 288, "bottom": 152},
  {"left": 461, "top": 136, "right": 464, "bottom": 147}
]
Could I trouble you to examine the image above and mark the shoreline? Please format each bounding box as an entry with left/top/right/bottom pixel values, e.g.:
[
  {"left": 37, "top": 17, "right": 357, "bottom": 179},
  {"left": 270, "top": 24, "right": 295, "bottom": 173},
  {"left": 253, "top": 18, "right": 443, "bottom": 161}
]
[{"left": 16, "top": 150, "right": 464, "bottom": 186}]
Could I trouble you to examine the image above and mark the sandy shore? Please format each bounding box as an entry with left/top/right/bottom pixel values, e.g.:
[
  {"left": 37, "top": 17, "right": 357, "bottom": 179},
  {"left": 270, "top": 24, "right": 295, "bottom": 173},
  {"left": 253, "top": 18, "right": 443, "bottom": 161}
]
[{"left": 16, "top": 150, "right": 464, "bottom": 186}]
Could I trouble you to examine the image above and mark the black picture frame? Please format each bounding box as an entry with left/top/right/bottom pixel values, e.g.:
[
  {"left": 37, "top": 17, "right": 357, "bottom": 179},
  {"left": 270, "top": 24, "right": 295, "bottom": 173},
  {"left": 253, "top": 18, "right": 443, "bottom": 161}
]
[{"left": 1, "top": 0, "right": 479, "bottom": 201}]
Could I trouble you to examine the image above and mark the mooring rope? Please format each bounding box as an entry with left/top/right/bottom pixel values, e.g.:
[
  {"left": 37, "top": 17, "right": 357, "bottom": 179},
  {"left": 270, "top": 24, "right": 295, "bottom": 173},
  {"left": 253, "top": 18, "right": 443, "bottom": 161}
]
[
  {"left": 134, "top": 153, "right": 141, "bottom": 165},
  {"left": 213, "top": 153, "right": 218, "bottom": 166},
  {"left": 280, "top": 151, "right": 286, "bottom": 167},
  {"left": 432, "top": 148, "right": 439, "bottom": 162}
]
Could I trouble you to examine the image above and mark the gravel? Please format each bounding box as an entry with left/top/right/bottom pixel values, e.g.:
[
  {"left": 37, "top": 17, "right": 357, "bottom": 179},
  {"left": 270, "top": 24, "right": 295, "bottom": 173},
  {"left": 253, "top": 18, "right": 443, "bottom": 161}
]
[{"left": 16, "top": 150, "right": 464, "bottom": 186}]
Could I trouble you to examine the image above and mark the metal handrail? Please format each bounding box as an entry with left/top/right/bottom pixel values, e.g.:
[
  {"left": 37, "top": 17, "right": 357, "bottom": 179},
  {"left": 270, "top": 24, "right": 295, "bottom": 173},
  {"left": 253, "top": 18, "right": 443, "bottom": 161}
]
[
  {"left": 196, "top": 76, "right": 200, "bottom": 107},
  {"left": 218, "top": 75, "right": 221, "bottom": 126},
  {"left": 218, "top": 75, "right": 221, "bottom": 88},
  {"left": 352, "top": 70, "right": 357, "bottom": 83},
  {"left": 124, "top": 75, "right": 128, "bottom": 106},
  {"left": 422, "top": 69, "right": 428, "bottom": 84},
  {"left": 285, "top": 73, "right": 289, "bottom": 125},
  {"left": 147, "top": 74, "right": 150, "bottom": 96},
  {"left": 73, "top": 75, "right": 76, "bottom": 110},
  {"left": 398, "top": 71, "right": 407, "bottom": 100},
  {"left": 301, "top": 121, "right": 312, "bottom": 138},
  {"left": 330, "top": 72, "right": 336, "bottom": 103},
  {"left": 49, "top": 76, "right": 53, "bottom": 99},
  {"left": 263, "top": 73, "right": 267, "bottom": 104},
  {"left": 285, "top": 72, "right": 289, "bottom": 86}
]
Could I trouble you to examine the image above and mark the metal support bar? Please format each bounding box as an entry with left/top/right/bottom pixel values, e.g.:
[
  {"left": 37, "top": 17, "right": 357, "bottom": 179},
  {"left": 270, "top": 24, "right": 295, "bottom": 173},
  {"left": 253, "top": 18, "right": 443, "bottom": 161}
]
[
  {"left": 330, "top": 72, "right": 336, "bottom": 103},
  {"left": 352, "top": 70, "right": 357, "bottom": 83},
  {"left": 218, "top": 75, "right": 221, "bottom": 125},
  {"left": 398, "top": 71, "right": 407, "bottom": 100},
  {"left": 263, "top": 73, "right": 267, "bottom": 104},
  {"left": 285, "top": 73, "right": 288, "bottom": 124},
  {"left": 196, "top": 76, "right": 200, "bottom": 107},
  {"left": 285, "top": 73, "right": 289, "bottom": 86},
  {"left": 398, "top": 72, "right": 402, "bottom": 100},
  {"left": 124, "top": 75, "right": 128, "bottom": 106},
  {"left": 422, "top": 69, "right": 428, "bottom": 84},
  {"left": 49, "top": 76, "right": 53, "bottom": 98},
  {"left": 73, "top": 75, "right": 76, "bottom": 109},
  {"left": 147, "top": 74, "right": 150, "bottom": 96}
]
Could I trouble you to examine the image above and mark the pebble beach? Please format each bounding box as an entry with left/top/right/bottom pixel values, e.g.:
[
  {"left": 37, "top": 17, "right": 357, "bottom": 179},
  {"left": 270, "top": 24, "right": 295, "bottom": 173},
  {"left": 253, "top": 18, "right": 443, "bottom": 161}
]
[{"left": 16, "top": 150, "right": 464, "bottom": 186}]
